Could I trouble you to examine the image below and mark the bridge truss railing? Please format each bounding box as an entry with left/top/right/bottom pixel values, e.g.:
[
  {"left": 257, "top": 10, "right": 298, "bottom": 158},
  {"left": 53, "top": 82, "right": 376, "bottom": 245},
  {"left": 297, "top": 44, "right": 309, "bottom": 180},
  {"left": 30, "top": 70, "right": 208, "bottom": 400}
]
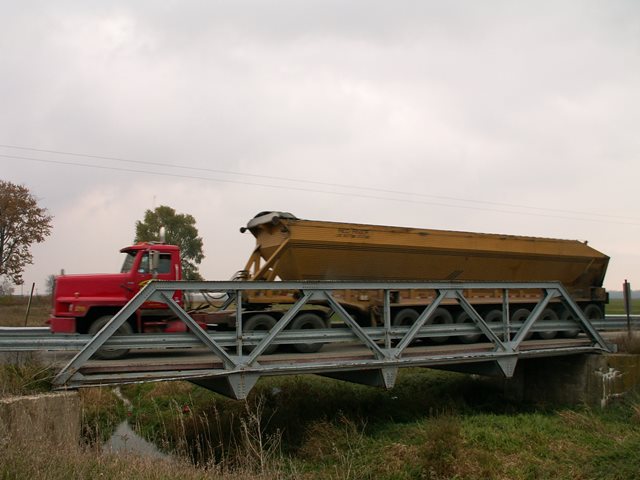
[{"left": 31, "top": 280, "right": 614, "bottom": 399}]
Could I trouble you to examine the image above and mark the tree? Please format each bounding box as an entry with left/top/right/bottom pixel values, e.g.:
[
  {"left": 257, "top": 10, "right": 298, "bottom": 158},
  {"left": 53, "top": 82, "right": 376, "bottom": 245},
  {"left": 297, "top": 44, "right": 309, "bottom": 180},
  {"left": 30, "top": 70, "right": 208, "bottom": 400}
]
[
  {"left": 135, "top": 205, "right": 204, "bottom": 280},
  {"left": 0, "top": 180, "right": 52, "bottom": 285},
  {"left": 0, "top": 277, "right": 14, "bottom": 296},
  {"left": 45, "top": 274, "right": 56, "bottom": 295}
]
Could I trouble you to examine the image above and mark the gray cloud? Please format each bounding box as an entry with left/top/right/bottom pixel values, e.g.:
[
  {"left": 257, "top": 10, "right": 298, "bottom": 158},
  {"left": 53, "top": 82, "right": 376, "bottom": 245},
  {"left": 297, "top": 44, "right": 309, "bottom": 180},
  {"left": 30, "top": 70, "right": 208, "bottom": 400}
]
[{"left": 1, "top": 1, "right": 639, "bottom": 292}]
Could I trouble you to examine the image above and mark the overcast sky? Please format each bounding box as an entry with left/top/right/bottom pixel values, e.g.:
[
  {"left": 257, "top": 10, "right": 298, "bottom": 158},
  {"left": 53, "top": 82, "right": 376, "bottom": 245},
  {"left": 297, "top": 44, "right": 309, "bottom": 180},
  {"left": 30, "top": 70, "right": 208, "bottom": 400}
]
[{"left": 1, "top": 1, "right": 639, "bottom": 293}]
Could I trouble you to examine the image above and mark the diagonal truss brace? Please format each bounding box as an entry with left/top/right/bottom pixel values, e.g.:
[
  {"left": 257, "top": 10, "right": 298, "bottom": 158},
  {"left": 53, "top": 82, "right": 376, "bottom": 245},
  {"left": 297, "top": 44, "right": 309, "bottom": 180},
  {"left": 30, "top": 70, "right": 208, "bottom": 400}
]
[
  {"left": 53, "top": 281, "right": 158, "bottom": 386},
  {"left": 394, "top": 290, "right": 448, "bottom": 356},
  {"left": 555, "top": 285, "right": 611, "bottom": 351},
  {"left": 454, "top": 291, "right": 511, "bottom": 352},
  {"left": 322, "top": 291, "right": 389, "bottom": 360},
  {"left": 159, "top": 292, "right": 237, "bottom": 369},
  {"left": 509, "top": 288, "right": 557, "bottom": 348},
  {"left": 243, "top": 290, "right": 314, "bottom": 365}
]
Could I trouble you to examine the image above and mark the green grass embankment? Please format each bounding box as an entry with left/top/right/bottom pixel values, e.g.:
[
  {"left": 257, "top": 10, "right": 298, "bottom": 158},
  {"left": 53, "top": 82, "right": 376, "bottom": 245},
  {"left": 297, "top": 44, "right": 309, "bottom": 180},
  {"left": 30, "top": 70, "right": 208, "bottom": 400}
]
[{"left": 116, "top": 369, "right": 640, "bottom": 480}]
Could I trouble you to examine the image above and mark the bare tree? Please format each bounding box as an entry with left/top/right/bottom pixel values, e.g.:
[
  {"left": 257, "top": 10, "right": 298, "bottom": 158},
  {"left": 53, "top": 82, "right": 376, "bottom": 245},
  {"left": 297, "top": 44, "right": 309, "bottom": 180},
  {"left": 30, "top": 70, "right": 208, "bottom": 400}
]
[{"left": 0, "top": 180, "right": 53, "bottom": 284}]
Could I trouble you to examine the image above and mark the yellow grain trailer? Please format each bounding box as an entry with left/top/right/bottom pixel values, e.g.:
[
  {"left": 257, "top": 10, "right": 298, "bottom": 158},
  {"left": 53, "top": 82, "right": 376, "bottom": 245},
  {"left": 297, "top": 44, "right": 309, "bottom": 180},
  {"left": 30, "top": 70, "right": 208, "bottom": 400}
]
[{"left": 239, "top": 212, "right": 608, "bottom": 342}]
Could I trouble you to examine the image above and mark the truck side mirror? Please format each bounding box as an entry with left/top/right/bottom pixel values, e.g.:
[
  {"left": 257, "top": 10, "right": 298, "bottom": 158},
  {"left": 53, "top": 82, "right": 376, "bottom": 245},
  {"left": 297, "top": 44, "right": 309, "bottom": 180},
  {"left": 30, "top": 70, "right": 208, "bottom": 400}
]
[{"left": 150, "top": 251, "right": 160, "bottom": 278}]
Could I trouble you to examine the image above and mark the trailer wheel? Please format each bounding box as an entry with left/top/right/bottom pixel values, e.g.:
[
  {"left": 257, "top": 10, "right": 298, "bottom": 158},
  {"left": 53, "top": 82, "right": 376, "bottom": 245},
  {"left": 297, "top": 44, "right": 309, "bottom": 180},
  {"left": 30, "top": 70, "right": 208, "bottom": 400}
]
[
  {"left": 88, "top": 315, "right": 133, "bottom": 360},
  {"left": 290, "top": 313, "right": 326, "bottom": 353},
  {"left": 243, "top": 314, "right": 278, "bottom": 354},
  {"left": 484, "top": 309, "right": 504, "bottom": 340},
  {"left": 560, "top": 308, "right": 580, "bottom": 338},
  {"left": 392, "top": 309, "right": 420, "bottom": 344},
  {"left": 392, "top": 308, "right": 419, "bottom": 326},
  {"left": 537, "top": 308, "right": 558, "bottom": 340},
  {"left": 456, "top": 311, "right": 482, "bottom": 344},
  {"left": 429, "top": 307, "right": 453, "bottom": 344},
  {"left": 583, "top": 304, "right": 604, "bottom": 321},
  {"left": 511, "top": 308, "right": 532, "bottom": 340}
]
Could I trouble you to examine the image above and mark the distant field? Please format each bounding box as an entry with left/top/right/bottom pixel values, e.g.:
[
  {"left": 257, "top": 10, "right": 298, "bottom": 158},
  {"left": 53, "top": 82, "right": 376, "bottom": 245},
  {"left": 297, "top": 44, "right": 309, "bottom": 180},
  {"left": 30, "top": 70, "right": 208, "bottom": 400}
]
[
  {"left": 0, "top": 296, "right": 50, "bottom": 327},
  {"left": 607, "top": 298, "right": 640, "bottom": 315}
]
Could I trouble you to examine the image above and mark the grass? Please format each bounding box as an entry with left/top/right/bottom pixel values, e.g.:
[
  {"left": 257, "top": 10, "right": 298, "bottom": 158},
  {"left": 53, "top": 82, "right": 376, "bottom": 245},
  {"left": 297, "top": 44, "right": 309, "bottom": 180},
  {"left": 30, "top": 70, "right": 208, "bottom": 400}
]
[
  {"left": 117, "top": 371, "right": 640, "bottom": 479},
  {"left": 1, "top": 366, "right": 640, "bottom": 479},
  {"left": 0, "top": 353, "right": 54, "bottom": 397}
]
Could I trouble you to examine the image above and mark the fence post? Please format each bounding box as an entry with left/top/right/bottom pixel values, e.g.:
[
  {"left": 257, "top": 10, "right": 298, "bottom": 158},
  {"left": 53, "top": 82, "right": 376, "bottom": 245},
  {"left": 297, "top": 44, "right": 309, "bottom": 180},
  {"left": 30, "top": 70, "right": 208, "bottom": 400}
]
[{"left": 623, "top": 280, "right": 632, "bottom": 334}]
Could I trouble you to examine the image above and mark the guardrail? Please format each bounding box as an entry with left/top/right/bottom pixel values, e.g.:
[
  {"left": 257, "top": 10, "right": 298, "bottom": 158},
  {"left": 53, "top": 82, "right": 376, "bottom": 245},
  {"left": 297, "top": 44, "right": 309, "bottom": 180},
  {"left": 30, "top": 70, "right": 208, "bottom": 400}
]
[{"left": 0, "top": 281, "right": 621, "bottom": 399}]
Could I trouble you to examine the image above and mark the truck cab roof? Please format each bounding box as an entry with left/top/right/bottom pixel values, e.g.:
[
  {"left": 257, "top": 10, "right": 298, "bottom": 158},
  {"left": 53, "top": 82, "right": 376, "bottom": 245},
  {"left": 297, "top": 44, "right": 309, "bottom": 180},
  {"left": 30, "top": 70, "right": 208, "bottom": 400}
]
[{"left": 120, "top": 243, "right": 180, "bottom": 253}]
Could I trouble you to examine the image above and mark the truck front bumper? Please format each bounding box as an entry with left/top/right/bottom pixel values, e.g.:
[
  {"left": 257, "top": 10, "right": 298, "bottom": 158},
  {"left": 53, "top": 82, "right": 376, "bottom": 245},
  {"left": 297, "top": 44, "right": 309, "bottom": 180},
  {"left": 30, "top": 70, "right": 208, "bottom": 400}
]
[{"left": 49, "top": 316, "right": 77, "bottom": 333}]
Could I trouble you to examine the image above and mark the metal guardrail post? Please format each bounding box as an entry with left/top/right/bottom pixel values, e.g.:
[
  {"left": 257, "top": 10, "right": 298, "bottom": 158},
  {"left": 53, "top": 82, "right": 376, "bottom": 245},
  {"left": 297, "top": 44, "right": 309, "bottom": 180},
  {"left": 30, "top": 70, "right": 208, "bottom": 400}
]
[
  {"left": 383, "top": 289, "right": 391, "bottom": 350},
  {"left": 235, "top": 289, "right": 243, "bottom": 356}
]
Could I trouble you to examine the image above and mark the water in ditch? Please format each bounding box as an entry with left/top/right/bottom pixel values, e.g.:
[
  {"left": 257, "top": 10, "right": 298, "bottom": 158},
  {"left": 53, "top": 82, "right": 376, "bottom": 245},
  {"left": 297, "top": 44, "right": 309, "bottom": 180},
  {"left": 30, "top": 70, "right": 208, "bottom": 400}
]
[{"left": 102, "top": 387, "right": 168, "bottom": 459}]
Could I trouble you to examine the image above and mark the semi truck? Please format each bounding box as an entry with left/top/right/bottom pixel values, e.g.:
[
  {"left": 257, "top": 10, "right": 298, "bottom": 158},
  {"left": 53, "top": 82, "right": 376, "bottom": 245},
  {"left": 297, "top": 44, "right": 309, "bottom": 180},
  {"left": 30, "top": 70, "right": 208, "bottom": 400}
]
[{"left": 49, "top": 211, "right": 609, "bottom": 356}]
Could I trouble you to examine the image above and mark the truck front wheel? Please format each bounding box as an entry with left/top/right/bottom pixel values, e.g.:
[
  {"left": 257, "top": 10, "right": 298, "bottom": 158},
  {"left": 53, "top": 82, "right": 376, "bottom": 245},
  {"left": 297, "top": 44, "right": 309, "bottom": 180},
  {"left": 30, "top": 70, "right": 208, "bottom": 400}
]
[{"left": 88, "top": 315, "right": 133, "bottom": 360}]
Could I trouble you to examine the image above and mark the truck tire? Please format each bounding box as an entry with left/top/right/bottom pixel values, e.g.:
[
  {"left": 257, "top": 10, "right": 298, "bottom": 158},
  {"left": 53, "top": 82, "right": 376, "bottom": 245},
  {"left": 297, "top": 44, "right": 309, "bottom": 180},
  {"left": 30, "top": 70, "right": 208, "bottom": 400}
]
[
  {"left": 290, "top": 313, "right": 326, "bottom": 353},
  {"left": 392, "top": 308, "right": 419, "bottom": 326},
  {"left": 456, "top": 311, "right": 482, "bottom": 344},
  {"left": 583, "top": 304, "right": 604, "bottom": 321},
  {"left": 428, "top": 307, "right": 453, "bottom": 344},
  {"left": 243, "top": 314, "right": 278, "bottom": 354},
  {"left": 537, "top": 308, "right": 558, "bottom": 340},
  {"left": 392, "top": 308, "right": 420, "bottom": 345},
  {"left": 88, "top": 315, "right": 133, "bottom": 360},
  {"left": 561, "top": 304, "right": 602, "bottom": 338}
]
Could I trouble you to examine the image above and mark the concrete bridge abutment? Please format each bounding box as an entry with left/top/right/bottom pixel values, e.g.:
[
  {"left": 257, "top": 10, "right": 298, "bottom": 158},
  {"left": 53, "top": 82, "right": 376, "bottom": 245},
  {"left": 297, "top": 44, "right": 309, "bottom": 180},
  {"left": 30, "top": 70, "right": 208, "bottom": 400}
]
[
  {"left": 502, "top": 353, "right": 640, "bottom": 408},
  {"left": 0, "top": 391, "right": 81, "bottom": 452}
]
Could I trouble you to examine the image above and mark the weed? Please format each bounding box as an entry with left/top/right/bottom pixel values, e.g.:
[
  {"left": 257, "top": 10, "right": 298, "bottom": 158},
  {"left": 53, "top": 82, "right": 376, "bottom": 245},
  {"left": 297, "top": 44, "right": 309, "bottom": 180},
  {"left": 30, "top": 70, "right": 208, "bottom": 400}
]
[
  {"left": 416, "top": 415, "right": 462, "bottom": 479},
  {"left": 0, "top": 353, "right": 53, "bottom": 397},
  {"left": 613, "top": 332, "right": 640, "bottom": 354},
  {"left": 80, "top": 387, "right": 128, "bottom": 444}
]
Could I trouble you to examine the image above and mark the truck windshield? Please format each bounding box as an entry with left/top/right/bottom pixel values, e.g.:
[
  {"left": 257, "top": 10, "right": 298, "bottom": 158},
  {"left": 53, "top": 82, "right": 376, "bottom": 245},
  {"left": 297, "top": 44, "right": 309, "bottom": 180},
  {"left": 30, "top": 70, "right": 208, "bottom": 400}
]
[{"left": 121, "top": 252, "right": 137, "bottom": 273}]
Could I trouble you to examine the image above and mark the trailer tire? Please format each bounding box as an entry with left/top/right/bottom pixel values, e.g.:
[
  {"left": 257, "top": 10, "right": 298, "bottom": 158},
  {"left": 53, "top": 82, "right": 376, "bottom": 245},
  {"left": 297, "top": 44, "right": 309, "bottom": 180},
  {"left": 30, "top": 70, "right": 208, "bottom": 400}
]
[
  {"left": 392, "top": 308, "right": 419, "bottom": 326},
  {"left": 583, "top": 304, "right": 604, "bottom": 321},
  {"left": 456, "top": 311, "right": 482, "bottom": 344},
  {"left": 243, "top": 314, "right": 278, "bottom": 354},
  {"left": 429, "top": 307, "right": 453, "bottom": 344},
  {"left": 561, "top": 304, "right": 602, "bottom": 338},
  {"left": 560, "top": 308, "right": 580, "bottom": 338},
  {"left": 484, "top": 309, "right": 504, "bottom": 340},
  {"left": 537, "top": 308, "right": 558, "bottom": 340},
  {"left": 511, "top": 308, "right": 532, "bottom": 340},
  {"left": 290, "top": 313, "right": 326, "bottom": 353},
  {"left": 88, "top": 315, "right": 133, "bottom": 360}
]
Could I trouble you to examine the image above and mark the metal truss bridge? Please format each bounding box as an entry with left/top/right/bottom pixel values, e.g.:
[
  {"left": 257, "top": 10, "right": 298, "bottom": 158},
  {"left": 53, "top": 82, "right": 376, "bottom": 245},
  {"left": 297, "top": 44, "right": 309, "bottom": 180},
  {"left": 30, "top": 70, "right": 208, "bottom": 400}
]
[{"left": 0, "top": 280, "right": 630, "bottom": 400}]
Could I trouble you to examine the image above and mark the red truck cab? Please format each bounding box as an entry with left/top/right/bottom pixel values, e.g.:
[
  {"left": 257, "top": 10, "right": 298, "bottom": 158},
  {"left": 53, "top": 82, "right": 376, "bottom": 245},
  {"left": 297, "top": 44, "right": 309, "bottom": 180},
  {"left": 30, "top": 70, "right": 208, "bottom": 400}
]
[{"left": 49, "top": 243, "right": 183, "bottom": 334}]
